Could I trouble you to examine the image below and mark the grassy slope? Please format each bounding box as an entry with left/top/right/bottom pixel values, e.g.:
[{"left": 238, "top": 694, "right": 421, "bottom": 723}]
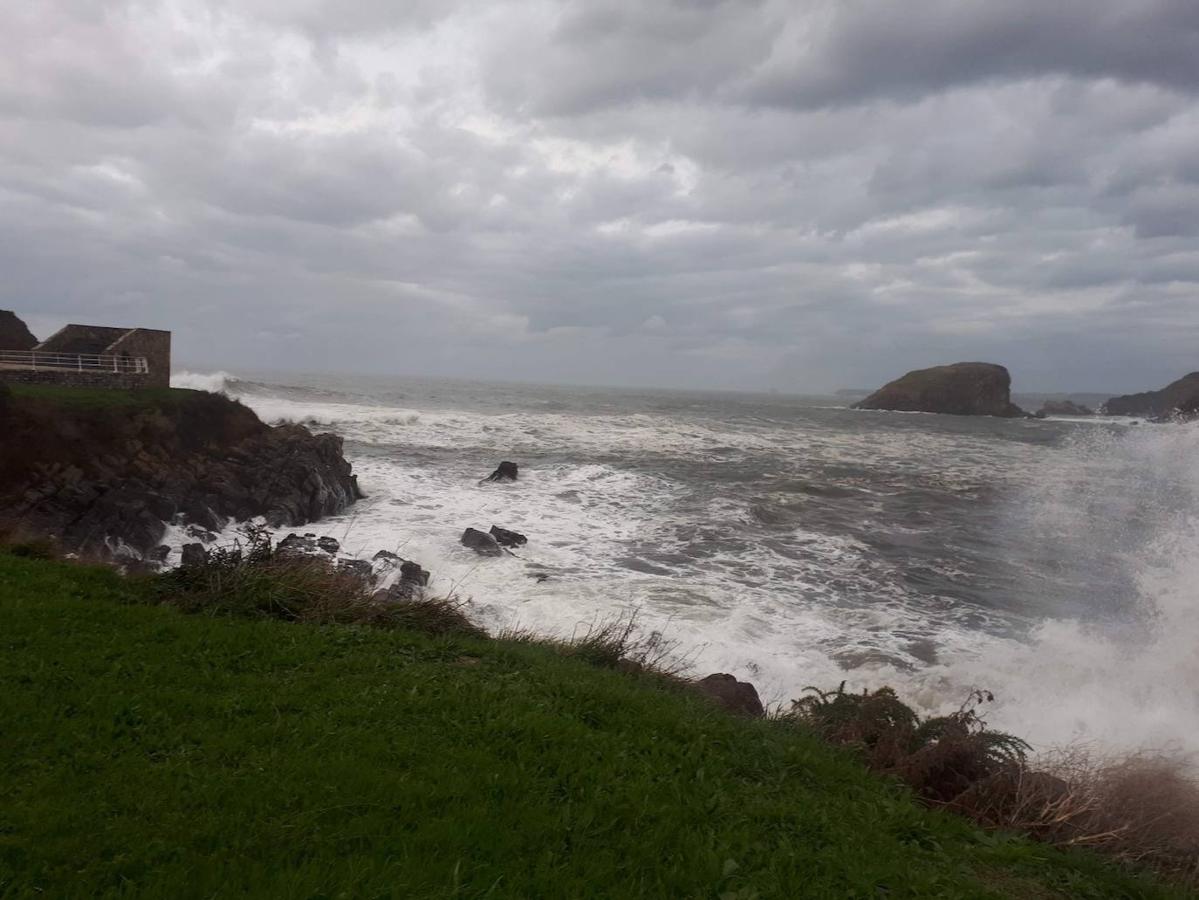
[
  {"left": 2, "top": 383, "right": 196, "bottom": 409},
  {"left": 0, "top": 554, "right": 1181, "bottom": 900}
]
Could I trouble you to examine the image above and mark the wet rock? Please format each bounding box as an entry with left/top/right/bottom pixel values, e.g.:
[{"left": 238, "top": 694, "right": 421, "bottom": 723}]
[
  {"left": 490, "top": 525, "right": 527, "bottom": 548},
  {"left": 400, "top": 560, "right": 430, "bottom": 586},
  {"left": 317, "top": 536, "right": 340, "bottom": 554},
  {"left": 180, "top": 543, "right": 208, "bottom": 568},
  {"left": 373, "top": 549, "right": 401, "bottom": 562},
  {"left": 277, "top": 533, "right": 318, "bottom": 556},
  {"left": 150, "top": 544, "right": 171, "bottom": 562},
  {"left": 338, "top": 558, "right": 373, "bottom": 581},
  {"left": 484, "top": 461, "right": 519, "bottom": 483},
  {"left": 461, "top": 527, "right": 503, "bottom": 556},
  {"left": 692, "top": 673, "right": 765, "bottom": 718}
]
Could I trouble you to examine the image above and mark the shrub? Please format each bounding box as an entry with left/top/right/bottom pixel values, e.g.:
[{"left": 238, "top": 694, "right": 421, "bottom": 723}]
[{"left": 784, "top": 684, "right": 1029, "bottom": 803}]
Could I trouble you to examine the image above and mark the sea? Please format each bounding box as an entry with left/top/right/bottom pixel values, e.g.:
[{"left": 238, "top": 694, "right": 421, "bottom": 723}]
[{"left": 170, "top": 370, "right": 1199, "bottom": 757}]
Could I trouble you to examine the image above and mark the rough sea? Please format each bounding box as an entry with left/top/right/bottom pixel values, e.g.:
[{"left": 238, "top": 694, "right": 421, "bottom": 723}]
[{"left": 171, "top": 370, "right": 1199, "bottom": 757}]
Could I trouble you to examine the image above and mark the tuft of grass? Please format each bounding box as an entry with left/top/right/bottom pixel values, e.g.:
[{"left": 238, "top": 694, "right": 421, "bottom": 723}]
[
  {"left": 157, "top": 525, "right": 484, "bottom": 638},
  {"left": 0, "top": 550, "right": 1182, "bottom": 899}
]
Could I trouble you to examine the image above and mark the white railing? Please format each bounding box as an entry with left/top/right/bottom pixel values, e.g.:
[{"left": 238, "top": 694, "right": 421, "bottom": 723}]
[{"left": 0, "top": 349, "right": 150, "bottom": 374}]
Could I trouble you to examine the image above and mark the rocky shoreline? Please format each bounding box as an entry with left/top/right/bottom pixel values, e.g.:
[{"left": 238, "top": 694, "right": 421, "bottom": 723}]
[{"left": 0, "top": 384, "right": 361, "bottom": 561}]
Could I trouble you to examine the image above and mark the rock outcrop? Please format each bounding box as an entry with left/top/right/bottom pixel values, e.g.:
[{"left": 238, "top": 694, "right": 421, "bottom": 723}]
[
  {"left": 490, "top": 525, "right": 527, "bottom": 548},
  {"left": 854, "top": 363, "right": 1024, "bottom": 417},
  {"left": 1037, "top": 400, "right": 1092, "bottom": 417},
  {"left": 1102, "top": 373, "right": 1199, "bottom": 418},
  {"left": 692, "top": 674, "right": 765, "bottom": 718},
  {"left": 484, "top": 461, "right": 519, "bottom": 483},
  {"left": 460, "top": 527, "right": 503, "bottom": 556},
  {"left": 0, "top": 310, "right": 37, "bottom": 351},
  {"left": 0, "top": 388, "right": 361, "bottom": 558}
]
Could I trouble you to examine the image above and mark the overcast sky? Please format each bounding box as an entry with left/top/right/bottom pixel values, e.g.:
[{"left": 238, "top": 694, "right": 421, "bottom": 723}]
[{"left": 3, "top": 1, "right": 1198, "bottom": 392}]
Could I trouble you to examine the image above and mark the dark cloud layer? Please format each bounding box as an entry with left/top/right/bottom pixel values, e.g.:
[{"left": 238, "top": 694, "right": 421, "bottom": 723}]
[{"left": 1, "top": 0, "right": 1197, "bottom": 392}]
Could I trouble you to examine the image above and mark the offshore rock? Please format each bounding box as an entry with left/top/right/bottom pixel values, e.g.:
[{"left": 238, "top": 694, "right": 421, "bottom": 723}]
[
  {"left": 1103, "top": 372, "right": 1199, "bottom": 418},
  {"left": 490, "top": 525, "right": 527, "bottom": 548},
  {"left": 484, "top": 461, "right": 519, "bottom": 483},
  {"left": 1037, "top": 400, "right": 1093, "bottom": 417},
  {"left": 460, "top": 527, "right": 504, "bottom": 556},
  {"left": 854, "top": 362, "right": 1024, "bottom": 418}
]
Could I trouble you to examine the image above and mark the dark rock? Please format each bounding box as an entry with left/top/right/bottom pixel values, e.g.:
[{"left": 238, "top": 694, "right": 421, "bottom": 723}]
[
  {"left": 0, "top": 310, "right": 37, "bottom": 351},
  {"left": 277, "top": 533, "right": 318, "bottom": 556},
  {"left": 460, "top": 527, "right": 503, "bottom": 556},
  {"left": 150, "top": 544, "right": 171, "bottom": 562},
  {"left": 1038, "top": 400, "right": 1093, "bottom": 417},
  {"left": 854, "top": 363, "right": 1024, "bottom": 417},
  {"left": 484, "top": 461, "right": 519, "bottom": 483},
  {"left": 373, "top": 549, "right": 401, "bottom": 562},
  {"left": 490, "top": 525, "right": 527, "bottom": 548},
  {"left": 400, "top": 560, "right": 430, "bottom": 586},
  {"left": 337, "top": 559, "right": 373, "bottom": 581},
  {"left": 180, "top": 543, "right": 208, "bottom": 568},
  {"left": 1103, "top": 373, "right": 1199, "bottom": 418},
  {"left": 317, "top": 536, "right": 340, "bottom": 554},
  {"left": 0, "top": 388, "right": 361, "bottom": 560},
  {"left": 692, "top": 673, "right": 765, "bottom": 718}
]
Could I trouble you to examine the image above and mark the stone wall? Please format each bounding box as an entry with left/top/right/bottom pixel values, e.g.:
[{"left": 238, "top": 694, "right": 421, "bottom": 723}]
[
  {"left": 0, "top": 368, "right": 160, "bottom": 391},
  {"left": 105, "top": 329, "right": 171, "bottom": 389}
]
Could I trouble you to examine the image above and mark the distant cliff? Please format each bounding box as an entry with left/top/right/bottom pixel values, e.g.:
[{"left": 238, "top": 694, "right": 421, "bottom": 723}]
[
  {"left": 854, "top": 363, "right": 1024, "bottom": 417},
  {"left": 1103, "top": 373, "right": 1199, "bottom": 418},
  {"left": 0, "top": 384, "right": 361, "bottom": 558}
]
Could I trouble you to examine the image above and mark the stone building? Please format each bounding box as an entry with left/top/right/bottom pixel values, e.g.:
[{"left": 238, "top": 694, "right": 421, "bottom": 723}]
[{"left": 0, "top": 312, "right": 171, "bottom": 390}]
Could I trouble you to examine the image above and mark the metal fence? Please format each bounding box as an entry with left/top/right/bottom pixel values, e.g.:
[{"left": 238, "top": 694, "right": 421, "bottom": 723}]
[{"left": 0, "top": 350, "right": 150, "bottom": 374}]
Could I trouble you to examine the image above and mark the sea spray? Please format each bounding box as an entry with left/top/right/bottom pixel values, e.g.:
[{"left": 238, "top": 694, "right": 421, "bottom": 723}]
[{"left": 921, "top": 422, "right": 1199, "bottom": 753}]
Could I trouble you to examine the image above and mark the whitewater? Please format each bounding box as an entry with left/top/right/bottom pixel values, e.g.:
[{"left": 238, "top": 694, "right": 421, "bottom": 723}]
[{"left": 171, "top": 370, "right": 1199, "bottom": 756}]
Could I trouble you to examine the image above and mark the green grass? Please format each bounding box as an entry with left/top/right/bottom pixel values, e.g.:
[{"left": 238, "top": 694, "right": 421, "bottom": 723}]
[
  {"left": 3, "top": 383, "right": 197, "bottom": 409},
  {"left": 0, "top": 553, "right": 1183, "bottom": 899}
]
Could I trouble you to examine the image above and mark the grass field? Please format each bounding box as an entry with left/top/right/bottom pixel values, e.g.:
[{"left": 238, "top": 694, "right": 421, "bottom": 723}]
[{"left": 0, "top": 552, "right": 1183, "bottom": 899}]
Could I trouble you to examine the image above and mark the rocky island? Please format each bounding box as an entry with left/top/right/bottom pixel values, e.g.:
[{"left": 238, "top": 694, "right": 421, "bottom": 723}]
[
  {"left": 1103, "top": 372, "right": 1199, "bottom": 418},
  {"left": 853, "top": 362, "right": 1025, "bottom": 417}
]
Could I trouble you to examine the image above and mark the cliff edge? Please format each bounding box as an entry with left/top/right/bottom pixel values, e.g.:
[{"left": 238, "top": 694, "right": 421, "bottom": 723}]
[{"left": 0, "top": 384, "right": 361, "bottom": 557}]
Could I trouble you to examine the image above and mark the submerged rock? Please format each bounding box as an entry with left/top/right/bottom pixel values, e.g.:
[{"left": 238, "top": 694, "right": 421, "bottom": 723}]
[
  {"left": 484, "top": 461, "right": 519, "bottom": 483},
  {"left": 460, "top": 527, "right": 503, "bottom": 556},
  {"left": 490, "top": 525, "right": 527, "bottom": 548},
  {"left": 854, "top": 362, "right": 1024, "bottom": 417},
  {"left": 692, "top": 673, "right": 765, "bottom": 718}
]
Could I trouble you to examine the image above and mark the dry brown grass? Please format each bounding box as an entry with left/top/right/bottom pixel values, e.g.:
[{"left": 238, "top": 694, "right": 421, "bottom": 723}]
[
  {"left": 955, "top": 749, "right": 1199, "bottom": 886},
  {"left": 785, "top": 682, "right": 1199, "bottom": 887}
]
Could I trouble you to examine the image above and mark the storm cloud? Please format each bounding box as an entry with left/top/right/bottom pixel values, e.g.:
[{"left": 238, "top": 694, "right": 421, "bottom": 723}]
[{"left": 2, "top": 0, "right": 1197, "bottom": 391}]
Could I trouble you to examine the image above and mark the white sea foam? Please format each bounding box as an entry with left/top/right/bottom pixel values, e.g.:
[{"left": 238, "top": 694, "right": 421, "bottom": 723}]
[
  {"left": 170, "top": 371, "right": 1199, "bottom": 754},
  {"left": 171, "top": 370, "right": 239, "bottom": 394}
]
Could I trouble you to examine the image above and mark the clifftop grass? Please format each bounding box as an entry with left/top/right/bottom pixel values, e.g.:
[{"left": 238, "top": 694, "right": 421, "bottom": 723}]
[{"left": 0, "top": 552, "right": 1183, "bottom": 899}]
